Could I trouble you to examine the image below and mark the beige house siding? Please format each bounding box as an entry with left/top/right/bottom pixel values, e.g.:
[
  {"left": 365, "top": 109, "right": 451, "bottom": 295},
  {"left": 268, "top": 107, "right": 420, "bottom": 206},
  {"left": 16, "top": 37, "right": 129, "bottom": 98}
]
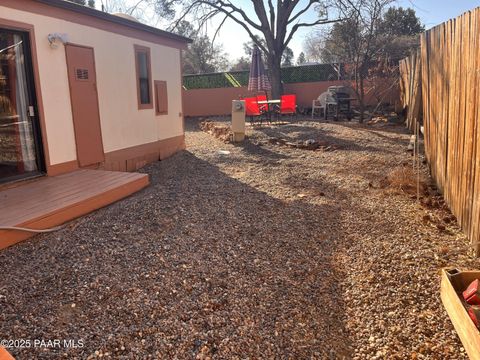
[{"left": 0, "top": 5, "right": 184, "bottom": 167}]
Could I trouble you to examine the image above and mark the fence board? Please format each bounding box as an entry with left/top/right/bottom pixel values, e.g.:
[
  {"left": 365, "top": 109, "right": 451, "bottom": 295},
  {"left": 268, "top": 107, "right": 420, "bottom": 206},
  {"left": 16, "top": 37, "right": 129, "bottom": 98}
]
[
  {"left": 399, "top": 50, "right": 422, "bottom": 132},
  {"left": 471, "top": 9, "right": 480, "bottom": 248},
  {"left": 400, "top": 7, "right": 480, "bottom": 254},
  {"left": 462, "top": 12, "right": 476, "bottom": 233}
]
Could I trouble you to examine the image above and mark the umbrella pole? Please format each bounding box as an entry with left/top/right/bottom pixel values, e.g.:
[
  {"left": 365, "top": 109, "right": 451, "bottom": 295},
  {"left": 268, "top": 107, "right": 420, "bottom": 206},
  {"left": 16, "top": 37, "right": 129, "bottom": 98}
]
[{"left": 265, "top": 90, "right": 272, "bottom": 123}]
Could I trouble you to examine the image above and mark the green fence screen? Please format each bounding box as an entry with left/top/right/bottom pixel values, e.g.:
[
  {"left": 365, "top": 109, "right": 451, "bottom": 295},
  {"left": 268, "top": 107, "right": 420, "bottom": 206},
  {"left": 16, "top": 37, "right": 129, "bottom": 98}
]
[{"left": 183, "top": 64, "right": 342, "bottom": 90}]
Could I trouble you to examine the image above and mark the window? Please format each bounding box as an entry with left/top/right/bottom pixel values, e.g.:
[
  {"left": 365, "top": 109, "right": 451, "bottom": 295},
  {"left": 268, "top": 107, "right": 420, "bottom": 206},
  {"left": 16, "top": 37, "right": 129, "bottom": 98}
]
[
  {"left": 134, "top": 45, "right": 152, "bottom": 109},
  {"left": 154, "top": 80, "right": 168, "bottom": 115}
]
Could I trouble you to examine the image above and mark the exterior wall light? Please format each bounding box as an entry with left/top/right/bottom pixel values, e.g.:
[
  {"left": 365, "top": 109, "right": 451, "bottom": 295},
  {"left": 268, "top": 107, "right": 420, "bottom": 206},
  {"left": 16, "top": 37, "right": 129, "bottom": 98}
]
[{"left": 47, "top": 33, "right": 69, "bottom": 49}]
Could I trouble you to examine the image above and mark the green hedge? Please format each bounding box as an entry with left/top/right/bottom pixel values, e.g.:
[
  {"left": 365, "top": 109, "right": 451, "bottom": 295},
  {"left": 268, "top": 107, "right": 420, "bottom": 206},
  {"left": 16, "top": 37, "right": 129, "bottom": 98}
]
[{"left": 183, "top": 64, "right": 342, "bottom": 90}]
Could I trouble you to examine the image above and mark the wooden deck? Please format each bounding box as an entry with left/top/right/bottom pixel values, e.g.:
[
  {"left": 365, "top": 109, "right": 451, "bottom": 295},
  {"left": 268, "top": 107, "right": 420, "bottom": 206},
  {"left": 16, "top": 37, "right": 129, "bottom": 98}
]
[{"left": 0, "top": 169, "right": 149, "bottom": 250}]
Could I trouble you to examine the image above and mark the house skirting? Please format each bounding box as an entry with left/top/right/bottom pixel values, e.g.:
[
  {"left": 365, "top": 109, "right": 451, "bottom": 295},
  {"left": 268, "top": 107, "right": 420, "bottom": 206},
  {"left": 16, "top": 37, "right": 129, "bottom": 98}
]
[
  {"left": 44, "top": 135, "right": 185, "bottom": 176},
  {"left": 103, "top": 134, "right": 186, "bottom": 172}
]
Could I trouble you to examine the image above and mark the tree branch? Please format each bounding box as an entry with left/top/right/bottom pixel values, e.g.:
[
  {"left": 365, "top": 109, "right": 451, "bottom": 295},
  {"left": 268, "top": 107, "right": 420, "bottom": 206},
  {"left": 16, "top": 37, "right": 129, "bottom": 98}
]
[
  {"left": 127, "top": 0, "right": 145, "bottom": 15},
  {"left": 285, "top": 17, "right": 345, "bottom": 48},
  {"left": 209, "top": 0, "right": 263, "bottom": 31},
  {"left": 212, "top": 13, "right": 231, "bottom": 43},
  {"left": 287, "top": 0, "right": 315, "bottom": 25},
  {"left": 195, "top": 1, "right": 269, "bottom": 54},
  {"left": 268, "top": 0, "right": 275, "bottom": 34},
  {"left": 169, "top": 2, "right": 200, "bottom": 32},
  {"left": 275, "top": 0, "right": 301, "bottom": 48}
]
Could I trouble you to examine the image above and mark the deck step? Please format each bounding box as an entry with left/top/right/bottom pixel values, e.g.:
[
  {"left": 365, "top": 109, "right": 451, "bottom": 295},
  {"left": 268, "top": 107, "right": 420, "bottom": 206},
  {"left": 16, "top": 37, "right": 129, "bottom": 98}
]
[{"left": 0, "top": 169, "right": 149, "bottom": 250}]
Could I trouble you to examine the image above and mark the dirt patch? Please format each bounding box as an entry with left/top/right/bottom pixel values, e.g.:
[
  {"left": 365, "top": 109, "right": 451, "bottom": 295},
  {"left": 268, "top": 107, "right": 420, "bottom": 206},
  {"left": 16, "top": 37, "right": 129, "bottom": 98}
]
[
  {"left": 260, "top": 137, "right": 340, "bottom": 151},
  {"left": 199, "top": 120, "right": 232, "bottom": 143}
]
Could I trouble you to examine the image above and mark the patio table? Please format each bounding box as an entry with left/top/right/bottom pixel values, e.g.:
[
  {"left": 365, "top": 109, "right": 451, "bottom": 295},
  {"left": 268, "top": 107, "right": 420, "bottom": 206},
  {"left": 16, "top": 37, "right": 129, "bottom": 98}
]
[
  {"left": 257, "top": 99, "right": 281, "bottom": 104},
  {"left": 256, "top": 99, "right": 281, "bottom": 121}
]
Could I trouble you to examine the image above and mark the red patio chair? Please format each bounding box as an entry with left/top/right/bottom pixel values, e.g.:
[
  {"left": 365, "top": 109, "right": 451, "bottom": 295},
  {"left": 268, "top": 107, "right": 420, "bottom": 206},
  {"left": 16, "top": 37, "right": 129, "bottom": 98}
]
[
  {"left": 244, "top": 97, "right": 261, "bottom": 123},
  {"left": 280, "top": 94, "right": 297, "bottom": 120}
]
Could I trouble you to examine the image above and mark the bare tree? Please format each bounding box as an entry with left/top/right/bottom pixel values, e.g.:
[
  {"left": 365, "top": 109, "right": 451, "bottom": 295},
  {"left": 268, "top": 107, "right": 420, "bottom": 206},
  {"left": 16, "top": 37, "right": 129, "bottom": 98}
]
[
  {"left": 170, "top": 0, "right": 355, "bottom": 98},
  {"left": 172, "top": 20, "right": 229, "bottom": 74},
  {"left": 242, "top": 38, "right": 295, "bottom": 68},
  {"left": 100, "top": 0, "right": 359, "bottom": 98},
  {"left": 230, "top": 57, "right": 251, "bottom": 71},
  {"left": 320, "top": 0, "right": 395, "bottom": 121},
  {"left": 303, "top": 28, "right": 328, "bottom": 62},
  {"left": 312, "top": 3, "right": 423, "bottom": 122},
  {"left": 182, "top": 36, "right": 229, "bottom": 74}
]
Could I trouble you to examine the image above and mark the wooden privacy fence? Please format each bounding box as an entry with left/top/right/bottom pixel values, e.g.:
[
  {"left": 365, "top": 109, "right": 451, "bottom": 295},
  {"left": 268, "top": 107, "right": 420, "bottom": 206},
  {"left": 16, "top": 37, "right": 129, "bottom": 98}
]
[
  {"left": 400, "top": 7, "right": 480, "bottom": 254},
  {"left": 399, "top": 50, "right": 422, "bottom": 132}
]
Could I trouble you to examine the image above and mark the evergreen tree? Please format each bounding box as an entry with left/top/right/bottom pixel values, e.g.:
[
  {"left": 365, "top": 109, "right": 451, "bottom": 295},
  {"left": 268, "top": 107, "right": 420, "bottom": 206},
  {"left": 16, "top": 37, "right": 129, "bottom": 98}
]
[{"left": 297, "top": 52, "right": 307, "bottom": 65}]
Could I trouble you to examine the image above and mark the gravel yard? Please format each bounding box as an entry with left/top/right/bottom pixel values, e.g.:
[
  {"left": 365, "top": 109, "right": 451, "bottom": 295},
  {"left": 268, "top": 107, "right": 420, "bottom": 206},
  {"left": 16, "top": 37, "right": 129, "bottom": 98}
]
[{"left": 1, "top": 117, "right": 479, "bottom": 359}]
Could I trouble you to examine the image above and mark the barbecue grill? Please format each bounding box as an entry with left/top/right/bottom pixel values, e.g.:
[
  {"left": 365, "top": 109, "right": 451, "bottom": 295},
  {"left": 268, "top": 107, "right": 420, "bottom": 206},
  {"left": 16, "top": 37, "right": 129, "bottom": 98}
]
[{"left": 317, "top": 86, "right": 353, "bottom": 120}]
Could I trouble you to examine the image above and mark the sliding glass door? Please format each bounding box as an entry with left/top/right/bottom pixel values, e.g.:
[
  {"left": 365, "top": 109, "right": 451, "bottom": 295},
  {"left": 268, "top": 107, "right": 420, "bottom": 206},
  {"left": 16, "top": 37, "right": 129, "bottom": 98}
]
[{"left": 0, "top": 28, "right": 44, "bottom": 183}]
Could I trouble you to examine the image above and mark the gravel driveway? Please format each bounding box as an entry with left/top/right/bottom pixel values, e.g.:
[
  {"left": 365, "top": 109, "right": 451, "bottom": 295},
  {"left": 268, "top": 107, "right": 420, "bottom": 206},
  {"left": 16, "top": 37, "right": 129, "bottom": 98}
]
[{"left": 0, "top": 118, "right": 478, "bottom": 359}]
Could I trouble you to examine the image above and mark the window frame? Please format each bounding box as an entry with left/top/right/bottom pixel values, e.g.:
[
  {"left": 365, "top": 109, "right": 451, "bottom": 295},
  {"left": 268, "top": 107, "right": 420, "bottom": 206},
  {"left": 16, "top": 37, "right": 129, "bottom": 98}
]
[
  {"left": 154, "top": 80, "right": 168, "bottom": 115},
  {"left": 134, "top": 44, "right": 153, "bottom": 110}
]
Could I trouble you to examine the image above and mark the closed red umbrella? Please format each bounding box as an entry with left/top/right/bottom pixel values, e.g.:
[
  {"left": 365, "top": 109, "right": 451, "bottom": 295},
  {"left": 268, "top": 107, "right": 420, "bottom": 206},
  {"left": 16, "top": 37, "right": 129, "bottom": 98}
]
[{"left": 248, "top": 45, "right": 271, "bottom": 93}]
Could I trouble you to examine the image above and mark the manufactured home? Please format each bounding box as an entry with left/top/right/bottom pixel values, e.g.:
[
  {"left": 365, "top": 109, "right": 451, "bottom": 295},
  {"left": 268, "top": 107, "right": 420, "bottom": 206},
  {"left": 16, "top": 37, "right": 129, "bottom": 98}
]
[
  {"left": 0, "top": 0, "right": 191, "bottom": 249},
  {"left": 0, "top": 0, "right": 190, "bottom": 182}
]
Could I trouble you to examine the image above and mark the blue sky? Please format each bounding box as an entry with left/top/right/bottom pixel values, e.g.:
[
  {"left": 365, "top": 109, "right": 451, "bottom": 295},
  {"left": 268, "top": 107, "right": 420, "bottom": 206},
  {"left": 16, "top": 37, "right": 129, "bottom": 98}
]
[
  {"left": 397, "top": 0, "right": 479, "bottom": 27},
  {"left": 212, "top": 0, "right": 480, "bottom": 61},
  {"left": 102, "top": 0, "right": 479, "bottom": 62}
]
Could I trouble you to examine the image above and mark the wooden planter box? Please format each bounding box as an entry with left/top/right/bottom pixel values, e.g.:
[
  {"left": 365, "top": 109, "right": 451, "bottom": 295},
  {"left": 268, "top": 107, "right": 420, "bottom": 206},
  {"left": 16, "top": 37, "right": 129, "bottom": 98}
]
[{"left": 441, "top": 268, "right": 480, "bottom": 359}]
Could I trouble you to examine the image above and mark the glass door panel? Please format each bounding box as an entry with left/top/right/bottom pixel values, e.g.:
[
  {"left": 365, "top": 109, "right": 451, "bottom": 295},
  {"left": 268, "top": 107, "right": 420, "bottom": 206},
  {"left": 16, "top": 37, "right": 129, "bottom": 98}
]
[{"left": 0, "top": 29, "right": 43, "bottom": 182}]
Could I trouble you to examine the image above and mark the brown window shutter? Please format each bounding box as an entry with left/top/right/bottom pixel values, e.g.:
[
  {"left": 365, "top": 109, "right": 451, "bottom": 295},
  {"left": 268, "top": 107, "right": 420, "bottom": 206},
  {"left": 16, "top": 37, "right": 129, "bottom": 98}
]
[{"left": 154, "top": 80, "right": 168, "bottom": 115}]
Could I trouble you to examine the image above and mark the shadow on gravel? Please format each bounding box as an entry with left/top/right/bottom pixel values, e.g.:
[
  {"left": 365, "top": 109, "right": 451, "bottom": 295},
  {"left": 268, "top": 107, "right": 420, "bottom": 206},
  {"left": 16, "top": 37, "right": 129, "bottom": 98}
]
[
  {"left": 0, "top": 150, "right": 353, "bottom": 359},
  {"left": 232, "top": 138, "right": 290, "bottom": 161}
]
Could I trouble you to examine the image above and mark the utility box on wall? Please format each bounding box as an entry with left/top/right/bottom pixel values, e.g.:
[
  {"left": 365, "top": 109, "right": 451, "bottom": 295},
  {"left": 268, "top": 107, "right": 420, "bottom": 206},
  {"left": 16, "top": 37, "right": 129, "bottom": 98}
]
[{"left": 231, "top": 100, "right": 246, "bottom": 142}]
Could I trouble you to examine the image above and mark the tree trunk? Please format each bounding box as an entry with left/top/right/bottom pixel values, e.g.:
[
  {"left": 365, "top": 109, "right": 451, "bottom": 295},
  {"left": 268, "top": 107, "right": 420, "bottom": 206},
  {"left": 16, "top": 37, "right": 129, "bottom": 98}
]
[
  {"left": 267, "top": 55, "right": 283, "bottom": 99},
  {"left": 359, "top": 75, "right": 365, "bottom": 123}
]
